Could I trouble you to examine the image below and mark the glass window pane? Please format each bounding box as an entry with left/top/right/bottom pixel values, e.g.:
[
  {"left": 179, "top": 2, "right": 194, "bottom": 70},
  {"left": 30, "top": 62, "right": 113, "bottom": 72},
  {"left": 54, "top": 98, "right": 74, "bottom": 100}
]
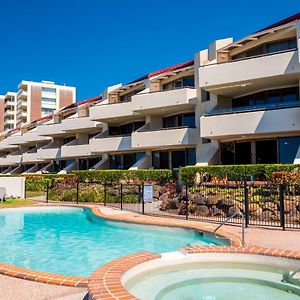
[
  {"left": 221, "top": 142, "right": 235, "bottom": 164},
  {"left": 235, "top": 142, "right": 252, "bottom": 164},
  {"left": 279, "top": 137, "right": 300, "bottom": 163},
  {"left": 183, "top": 113, "right": 196, "bottom": 127},
  {"left": 171, "top": 150, "right": 186, "bottom": 169},
  {"left": 187, "top": 148, "right": 196, "bottom": 165},
  {"left": 256, "top": 140, "right": 278, "bottom": 164}
]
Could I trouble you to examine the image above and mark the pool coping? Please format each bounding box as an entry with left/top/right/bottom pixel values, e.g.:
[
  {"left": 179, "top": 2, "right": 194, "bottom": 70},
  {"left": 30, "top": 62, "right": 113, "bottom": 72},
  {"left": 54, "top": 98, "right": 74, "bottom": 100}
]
[
  {"left": 88, "top": 246, "right": 300, "bottom": 300},
  {"left": 0, "top": 203, "right": 241, "bottom": 288}
]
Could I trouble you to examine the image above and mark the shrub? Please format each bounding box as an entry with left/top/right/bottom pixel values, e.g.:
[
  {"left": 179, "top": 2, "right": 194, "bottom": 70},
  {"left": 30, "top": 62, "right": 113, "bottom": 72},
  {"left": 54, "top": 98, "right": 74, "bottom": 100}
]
[
  {"left": 73, "top": 169, "right": 174, "bottom": 183},
  {"left": 180, "top": 164, "right": 300, "bottom": 185}
]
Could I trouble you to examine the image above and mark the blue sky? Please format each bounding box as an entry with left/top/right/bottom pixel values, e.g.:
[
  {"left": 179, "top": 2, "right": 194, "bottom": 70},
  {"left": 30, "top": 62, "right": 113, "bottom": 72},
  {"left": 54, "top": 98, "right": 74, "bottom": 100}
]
[{"left": 0, "top": 0, "right": 299, "bottom": 100}]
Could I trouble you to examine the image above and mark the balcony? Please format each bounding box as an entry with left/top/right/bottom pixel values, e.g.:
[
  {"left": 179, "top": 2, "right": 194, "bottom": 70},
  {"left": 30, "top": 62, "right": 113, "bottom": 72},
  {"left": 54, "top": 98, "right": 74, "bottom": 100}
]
[
  {"left": 61, "top": 116, "right": 102, "bottom": 133},
  {"left": 0, "top": 154, "right": 22, "bottom": 166},
  {"left": 89, "top": 101, "right": 137, "bottom": 123},
  {"left": 18, "top": 90, "right": 28, "bottom": 99},
  {"left": 132, "top": 126, "right": 198, "bottom": 149},
  {"left": 199, "top": 50, "right": 300, "bottom": 92},
  {"left": 22, "top": 130, "right": 51, "bottom": 144},
  {"left": 4, "top": 100, "right": 15, "bottom": 107},
  {"left": 201, "top": 102, "right": 300, "bottom": 139},
  {"left": 22, "top": 152, "right": 44, "bottom": 163},
  {"left": 90, "top": 133, "right": 132, "bottom": 153},
  {"left": 132, "top": 88, "right": 197, "bottom": 114},
  {"left": 37, "top": 143, "right": 61, "bottom": 160},
  {"left": 37, "top": 122, "right": 65, "bottom": 137},
  {"left": 61, "top": 140, "right": 92, "bottom": 158}
]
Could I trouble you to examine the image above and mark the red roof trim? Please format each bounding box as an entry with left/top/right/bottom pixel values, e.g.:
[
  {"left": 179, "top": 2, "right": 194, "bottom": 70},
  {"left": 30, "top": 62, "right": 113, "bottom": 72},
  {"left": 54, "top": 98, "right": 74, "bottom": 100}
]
[
  {"left": 256, "top": 12, "right": 300, "bottom": 32},
  {"left": 129, "top": 59, "right": 194, "bottom": 84}
]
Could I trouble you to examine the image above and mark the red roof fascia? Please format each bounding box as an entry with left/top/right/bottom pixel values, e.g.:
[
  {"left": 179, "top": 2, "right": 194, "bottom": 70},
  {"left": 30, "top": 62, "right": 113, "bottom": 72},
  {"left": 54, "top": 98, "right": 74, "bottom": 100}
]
[
  {"left": 129, "top": 59, "right": 194, "bottom": 84},
  {"left": 256, "top": 12, "right": 300, "bottom": 32},
  {"left": 76, "top": 95, "right": 102, "bottom": 107}
]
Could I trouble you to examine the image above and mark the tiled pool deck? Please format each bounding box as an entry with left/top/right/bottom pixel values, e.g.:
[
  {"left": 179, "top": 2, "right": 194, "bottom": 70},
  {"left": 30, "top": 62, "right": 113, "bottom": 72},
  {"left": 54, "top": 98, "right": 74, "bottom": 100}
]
[{"left": 1, "top": 203, "right": 300, "bottom": 299}]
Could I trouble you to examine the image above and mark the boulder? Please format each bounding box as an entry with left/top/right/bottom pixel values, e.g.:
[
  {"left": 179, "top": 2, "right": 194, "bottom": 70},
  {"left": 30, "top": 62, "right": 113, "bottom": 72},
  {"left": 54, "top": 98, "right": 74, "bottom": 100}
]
[
  {"left": 192, "top": 194, "right": 207, "bottom": 206},
  {"left": 248, "top": 203, "right": 260, "bottom": 213},
  {"left": 263, "top": 202, "right": 277, "bottom": 213},
  {"left": 159, "top": 198, "right": 178, "bottom": 211},
  {"left": 217, "top": 198, "right": 236, "bottom": 207},
  {"left": 227, "top": 205, "right": 240, "bottom": 217},
  {"left": 261, "top": 210, "right": 273, "bottom": 222},
  {"left": 206, "top": 195, "right": 221, "bottom": 206},
  {"left": 284, "top": 200, "right": 296, "bottom": 213},
  {"left": 195, "top": 205, "right": 210, "bottom": 217}
]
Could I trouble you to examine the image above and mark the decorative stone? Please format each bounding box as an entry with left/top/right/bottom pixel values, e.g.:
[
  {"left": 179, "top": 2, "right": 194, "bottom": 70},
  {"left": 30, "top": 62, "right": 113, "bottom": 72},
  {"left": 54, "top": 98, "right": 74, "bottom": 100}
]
[{"left": 195, "top": 205, "right": 210, "bottom": 217}]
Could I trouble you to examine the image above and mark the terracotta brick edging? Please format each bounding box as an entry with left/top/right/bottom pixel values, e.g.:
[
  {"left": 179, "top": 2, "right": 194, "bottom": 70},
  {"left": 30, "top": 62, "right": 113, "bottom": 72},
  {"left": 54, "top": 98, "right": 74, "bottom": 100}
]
[
  {"left": 180, "top": 245, "right": 300, "bottom": 259},
  {"left": 0, "top": 262, "right": 88, "bottom": 287},
  {"left": 88, "top": 246, "right": 300, "bottom": 300},
  {"left": 88, "top": 252, "right": 161, "bottom": 300}
]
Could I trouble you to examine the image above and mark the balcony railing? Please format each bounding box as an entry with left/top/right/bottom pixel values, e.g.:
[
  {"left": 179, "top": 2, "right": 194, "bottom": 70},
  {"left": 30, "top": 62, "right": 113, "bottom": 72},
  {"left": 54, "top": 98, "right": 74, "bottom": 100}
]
[{"left": 205, "top": 101, "right": 300, "bottom": 116}]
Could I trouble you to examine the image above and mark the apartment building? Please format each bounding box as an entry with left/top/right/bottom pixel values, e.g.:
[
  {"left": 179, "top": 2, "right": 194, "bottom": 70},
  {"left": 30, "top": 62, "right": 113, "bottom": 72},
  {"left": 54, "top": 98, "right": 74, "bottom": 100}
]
[
  {"left": 0, "top": 12, "right": 299, "bottom": 173},
  {"left": 199, "top": 12, "right": 300, "bottom": 165},
  {"left": 0, "top": 80, "right": 76, "bottom": 132}
]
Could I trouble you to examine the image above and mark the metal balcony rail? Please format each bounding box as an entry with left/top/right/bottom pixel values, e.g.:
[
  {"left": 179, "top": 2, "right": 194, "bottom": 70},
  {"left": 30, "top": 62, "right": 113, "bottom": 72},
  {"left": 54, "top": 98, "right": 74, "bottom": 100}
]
[{"left": 205, "top": 100, "right": 300, "bottom": 116}]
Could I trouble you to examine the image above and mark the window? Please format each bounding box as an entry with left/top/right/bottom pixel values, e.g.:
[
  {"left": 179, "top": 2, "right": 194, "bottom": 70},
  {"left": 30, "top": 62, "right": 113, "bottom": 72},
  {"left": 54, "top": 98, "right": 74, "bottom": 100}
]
[
  {"left": 42, "top": 97, "right": 56, "bottom": 106},
  {"left": 232, "top": 87, "right": 299, "bottom": 108},
  {"left": 42, "top": 87, "right": 56, "bottom": 94},
  {"left": 119, "top": 88, "right": 144, "bottom": 102},
  {"left": 152, "top": 148, "right": 196, "bottom": 169},
  {"left": 41, "top": 108, "right": 55, "bottom": 115},
  {"left": 163, "top": 113, "right": 195, "bottom": 129},
  {"left": 108, "top": 121, "right": 145, "bottom": 136},
  {"left": 109, "top": 153, "right": 143, "bottom": 169},
  {"left": 279, "top": 137, "right": 300, "bottom": 164},
  {"left": 162, "top": 76, "right": 195, "bottom": 91},
  {"left": 256, "top": 140, "right": 278, "bottom": 164},
  {"left": 232, "top": 38, "right": 297, "bottom": 60}
]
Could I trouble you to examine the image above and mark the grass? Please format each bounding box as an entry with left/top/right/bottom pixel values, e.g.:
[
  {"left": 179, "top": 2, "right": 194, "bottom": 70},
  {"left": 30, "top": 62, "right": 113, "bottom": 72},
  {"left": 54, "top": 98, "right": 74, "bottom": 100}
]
[
  {"left": 25, "top": 191, "right": 45, "bottom": 198},
  {"left": 0, "top": 199, "right": 37, "bottom": 208}
]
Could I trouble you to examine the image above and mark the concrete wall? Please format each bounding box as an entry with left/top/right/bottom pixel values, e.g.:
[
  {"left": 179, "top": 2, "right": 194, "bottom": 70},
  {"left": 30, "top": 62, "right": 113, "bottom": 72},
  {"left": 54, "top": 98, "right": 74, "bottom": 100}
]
[{"left": 0, "top": 176, "right": 25, "bottom": 198}]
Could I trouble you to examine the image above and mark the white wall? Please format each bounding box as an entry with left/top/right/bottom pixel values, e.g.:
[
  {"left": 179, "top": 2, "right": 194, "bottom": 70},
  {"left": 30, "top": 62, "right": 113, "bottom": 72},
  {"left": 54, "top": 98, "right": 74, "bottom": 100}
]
[{"left": 0, "top": 177, "right": 25, "bottom": 198}]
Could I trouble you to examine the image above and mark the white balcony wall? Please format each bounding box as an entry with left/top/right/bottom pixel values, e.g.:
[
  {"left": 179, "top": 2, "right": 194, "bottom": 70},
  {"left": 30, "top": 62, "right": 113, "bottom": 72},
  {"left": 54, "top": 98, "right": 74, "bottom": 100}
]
[
  {"left": 0, "top": 154, "right": 22, "bottom": 166},
  {"left": 132, "top": 127, "right": 198, "bottom": 149},
  {"left": 37, "top": 122, "right": 64, "bottom": 136},
  {"left": 201, "top": 107, "right": 300, "bottom": 139},
  {"left": 61, "top": 144, "right": 92, "bottom": 158},
  {"left": 61, "top": 116, "right": 101, "bottom": 132},
  {"left": 90, "top": 136, "right": 132, "bottom": 153},
  {"left": 22, "top": 152, "right": 43, "bottom": 163},
  {"left": 37, "top": 143, "right": 61, "bottom": 160},
  {"left": 131, "top": 88, "right": 196, "bottom": 113},
  {"left": 89, "top": 101, "right": 136, "bottom": 122},
  {"left": 199, "top": 50, "right": 300, "bottom": 88}
]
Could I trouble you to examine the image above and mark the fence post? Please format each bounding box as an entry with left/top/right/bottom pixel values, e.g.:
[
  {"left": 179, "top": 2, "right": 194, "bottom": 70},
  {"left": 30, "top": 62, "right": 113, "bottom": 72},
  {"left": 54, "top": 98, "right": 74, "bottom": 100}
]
[
  {"left": 142, "top": 183, "right": 145, "bottom": 215},
  {"left": 279, "top": 184, "right": 285, "bottom": 231},
  {"left": 76, "top": 179, "right": 79, "bottom": 204},
  {"left": 104, "top": 182, "right": 107, "bottom": 206},
  {"left": 244, "top": 181, "right": 249, "bottom": 227},
  {"left": 46, "top": 181, "right": 49, "bottom": 203},
  {"left": 120, "top": 183, "right": 123, "bottom": 211},
  {"left": 185, "top": 184, "right": 189, "bottom": 220}
]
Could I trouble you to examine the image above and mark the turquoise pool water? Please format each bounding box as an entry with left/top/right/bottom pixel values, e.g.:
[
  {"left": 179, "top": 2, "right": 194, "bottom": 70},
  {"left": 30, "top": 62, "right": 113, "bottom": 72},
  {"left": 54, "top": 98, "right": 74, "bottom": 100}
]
[
  {"left": 126, "top": 262, "right": 300, "bottom": 300},
  {"left": 0, "top": 206, "right": 218, "bottom": 276}
]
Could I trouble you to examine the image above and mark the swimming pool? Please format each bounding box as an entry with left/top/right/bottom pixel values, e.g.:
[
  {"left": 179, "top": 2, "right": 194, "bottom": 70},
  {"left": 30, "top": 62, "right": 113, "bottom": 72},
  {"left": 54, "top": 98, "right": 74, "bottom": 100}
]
[
  {"left": 124, "top": 253, "right": 300, "bottom": 300},
  {"left": 0, "top": 206, "right": 222, "bottom": 276}
]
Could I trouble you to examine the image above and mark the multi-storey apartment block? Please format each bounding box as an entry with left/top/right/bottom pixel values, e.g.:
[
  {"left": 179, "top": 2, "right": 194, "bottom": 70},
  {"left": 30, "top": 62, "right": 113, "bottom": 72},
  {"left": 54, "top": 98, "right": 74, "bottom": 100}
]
[
  {"left": 0, "top": 80, "right": 76, "bottom": 132},
  {"left": 0, "top": 12, "right": 299, "bottom": 173}
]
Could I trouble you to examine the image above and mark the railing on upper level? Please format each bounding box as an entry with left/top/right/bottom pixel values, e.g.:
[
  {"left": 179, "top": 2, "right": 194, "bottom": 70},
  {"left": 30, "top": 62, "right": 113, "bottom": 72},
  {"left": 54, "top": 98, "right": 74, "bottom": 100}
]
[{"left": 205, "top": 100, "right": 300, "bottom": 116}]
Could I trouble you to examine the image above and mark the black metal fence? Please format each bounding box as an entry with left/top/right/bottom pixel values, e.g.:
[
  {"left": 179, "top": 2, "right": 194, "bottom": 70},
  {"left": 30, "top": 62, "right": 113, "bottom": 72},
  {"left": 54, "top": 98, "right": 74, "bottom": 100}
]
[{"left": 41, "top": 179, "right": 300, "bottom": 230}]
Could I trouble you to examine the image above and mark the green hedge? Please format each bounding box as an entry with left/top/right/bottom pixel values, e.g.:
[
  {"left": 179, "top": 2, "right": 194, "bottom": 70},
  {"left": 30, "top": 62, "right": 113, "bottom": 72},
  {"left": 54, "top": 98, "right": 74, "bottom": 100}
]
[
  {"left": 73, "top": 169, "right": 174, "bottom": 183},
  {"left": 180, "top": 164, "right": 300, "bottom": 185}
]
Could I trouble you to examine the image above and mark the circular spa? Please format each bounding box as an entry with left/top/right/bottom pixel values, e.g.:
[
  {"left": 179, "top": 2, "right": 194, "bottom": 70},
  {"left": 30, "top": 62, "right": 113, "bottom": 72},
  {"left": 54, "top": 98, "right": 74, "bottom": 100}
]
[
  {"left": 0, "top": 206, "right": 228, "bottom": 276},
  {"left": 123, "top": 252, "right": 300, "bottom": 300}
]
